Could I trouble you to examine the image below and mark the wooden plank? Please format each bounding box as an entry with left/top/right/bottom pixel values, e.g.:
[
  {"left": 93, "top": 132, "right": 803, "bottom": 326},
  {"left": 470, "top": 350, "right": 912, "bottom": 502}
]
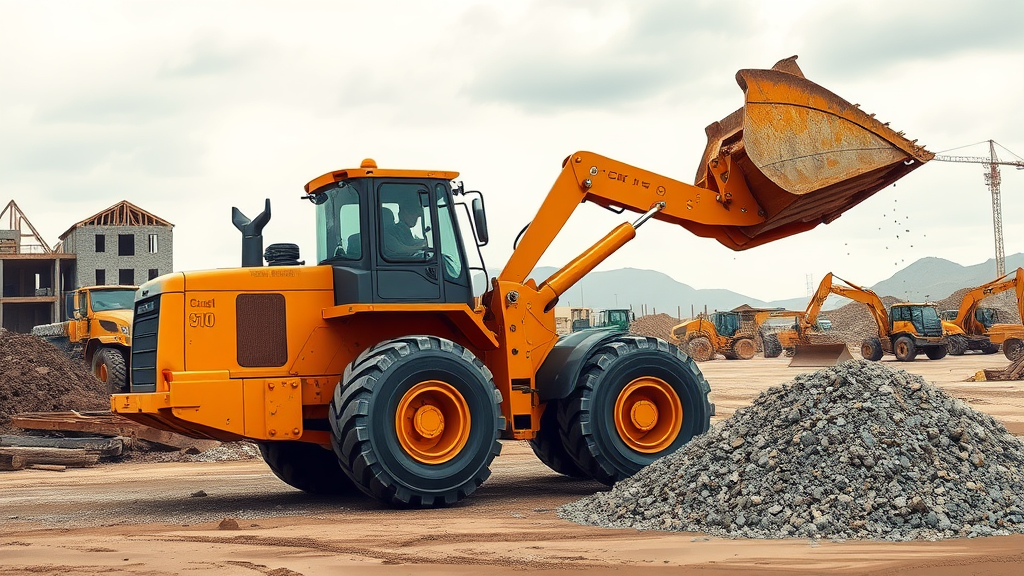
[
  {"left": 0, "top": 435, "right": 123, "bottom": 456},
  {"left": 27, "top": 464, "right": 66, "bottom": 472},
  {"left": 0, "top": 447, "right": 100, "bottom": 467},
  {"left": 10, "top": 412, "right": 220, "bottom": 452},
  {"left": 0, "top": 453, "right": 26, "bottom": 471}
]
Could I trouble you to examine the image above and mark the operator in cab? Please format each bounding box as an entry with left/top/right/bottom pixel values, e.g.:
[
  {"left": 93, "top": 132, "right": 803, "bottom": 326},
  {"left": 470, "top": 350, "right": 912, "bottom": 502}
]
[{"left": 383, "top": 190, "right": 429, "bottom": 259}]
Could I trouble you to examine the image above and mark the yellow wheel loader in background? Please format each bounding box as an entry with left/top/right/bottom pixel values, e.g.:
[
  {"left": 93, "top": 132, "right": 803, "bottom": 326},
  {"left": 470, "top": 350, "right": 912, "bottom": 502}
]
[
  {"left": 110, "top": 56, "right": 932, "bottom": 507},
  {"left": 31, "top": 285, "right": 137, "bottom": 392},
  {"left": 944, "top": 267, "right": 1024, "bottom": 359},
  {"left": 670, "top": 308, "right": 801, "bottom": 362}
]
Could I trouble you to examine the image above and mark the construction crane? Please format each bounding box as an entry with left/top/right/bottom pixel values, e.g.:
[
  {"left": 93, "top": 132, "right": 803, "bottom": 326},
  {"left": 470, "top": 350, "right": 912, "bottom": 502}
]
[{"left": 934, "top": 140, "right": 1024, "bottom": 276}]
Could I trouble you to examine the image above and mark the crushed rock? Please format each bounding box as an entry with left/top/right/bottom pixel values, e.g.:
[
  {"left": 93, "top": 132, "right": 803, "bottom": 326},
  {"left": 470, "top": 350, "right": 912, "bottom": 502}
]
[
  {"left": 630, "top": 313, "right": 681, "bottom": 343},
  {"left": 119, "top": 441, "right": 263, "bottom": 463},
  {"left": 560, "top": 360, "right": 1024, "bottom": 540}
]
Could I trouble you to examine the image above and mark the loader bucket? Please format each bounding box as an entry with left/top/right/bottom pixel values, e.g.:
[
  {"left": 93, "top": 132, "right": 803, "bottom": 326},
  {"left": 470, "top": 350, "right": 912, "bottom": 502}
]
[
  {"left": 696, "top": 56, "right": 933, "bottom": 250},
  {"left": 789, "top": 343, "right": 854, "bottom": 367}
]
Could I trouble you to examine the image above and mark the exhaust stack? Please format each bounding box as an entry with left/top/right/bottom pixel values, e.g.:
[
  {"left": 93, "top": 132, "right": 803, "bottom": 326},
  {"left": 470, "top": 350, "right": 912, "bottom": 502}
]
[{"left": 232, "top": 199, "right": 271, "bottom": 267}]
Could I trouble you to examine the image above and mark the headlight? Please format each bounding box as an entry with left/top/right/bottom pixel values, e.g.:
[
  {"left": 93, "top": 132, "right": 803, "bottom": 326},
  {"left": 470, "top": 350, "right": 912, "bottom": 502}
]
[{"left": 121, "top": 325, "right": 131, "bottom": 335}]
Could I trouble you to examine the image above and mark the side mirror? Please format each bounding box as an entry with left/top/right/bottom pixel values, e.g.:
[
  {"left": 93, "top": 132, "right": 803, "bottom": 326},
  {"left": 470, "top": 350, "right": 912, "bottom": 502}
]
[{"left": 472, "top": 197, "right": 489, "bottom": 246}]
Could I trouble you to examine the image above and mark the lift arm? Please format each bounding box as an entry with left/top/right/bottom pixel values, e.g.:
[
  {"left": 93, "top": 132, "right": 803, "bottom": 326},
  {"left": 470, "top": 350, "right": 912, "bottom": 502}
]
[
  {"left": 953, "top": 267, "right": 1024, "bottom": 335},
  {"left": 499, "top": 56, "right": 932, "bottom": 304}
]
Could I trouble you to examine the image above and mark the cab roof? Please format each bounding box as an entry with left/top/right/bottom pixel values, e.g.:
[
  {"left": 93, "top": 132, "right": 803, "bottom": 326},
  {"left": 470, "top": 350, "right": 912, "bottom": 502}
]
[{"left": 305, "top": 158, "right": 459, "bottom": 194}]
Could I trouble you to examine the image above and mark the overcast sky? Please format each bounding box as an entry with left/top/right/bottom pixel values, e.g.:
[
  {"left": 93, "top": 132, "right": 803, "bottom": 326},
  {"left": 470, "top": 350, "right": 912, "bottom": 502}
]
[{"left": 2, "top": 0, "right": 1022, "bottom": 301}]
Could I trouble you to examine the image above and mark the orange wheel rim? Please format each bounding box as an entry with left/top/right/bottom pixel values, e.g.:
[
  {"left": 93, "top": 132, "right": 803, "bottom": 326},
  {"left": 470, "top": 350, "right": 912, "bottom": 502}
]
[
  {"left": 395, "top": 380, "right": 471, "bottom": 464},
  {"left": 613, "top": 377, "right": 682, "bottom": 453}
]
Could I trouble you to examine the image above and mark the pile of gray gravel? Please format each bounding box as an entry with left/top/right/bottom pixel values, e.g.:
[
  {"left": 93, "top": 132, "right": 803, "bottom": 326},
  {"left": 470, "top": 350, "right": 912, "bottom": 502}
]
[{"left": 560, "top": 360, "right": 1024, "bottom": 540}]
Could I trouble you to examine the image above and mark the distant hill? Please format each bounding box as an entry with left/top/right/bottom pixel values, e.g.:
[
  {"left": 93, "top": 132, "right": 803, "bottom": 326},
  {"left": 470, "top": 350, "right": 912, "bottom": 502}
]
[
  {"left": 869, "top": 254, "right": 1024, "bottom": 302},
  {"left": 487, "top": 252, "right": 1023, "bottom": 317}
]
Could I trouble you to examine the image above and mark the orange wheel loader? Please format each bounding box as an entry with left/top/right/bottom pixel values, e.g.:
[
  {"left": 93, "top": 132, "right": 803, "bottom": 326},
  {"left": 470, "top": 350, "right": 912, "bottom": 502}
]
[{"left": 111, "top": 56, "right": 931, "bottom": 507}]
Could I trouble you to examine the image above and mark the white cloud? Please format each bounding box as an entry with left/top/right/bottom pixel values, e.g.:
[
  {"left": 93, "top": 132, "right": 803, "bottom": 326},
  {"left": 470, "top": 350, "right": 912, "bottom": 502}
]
[{"left": 0, "top": 0, "right": 1021, "bottom": 302}]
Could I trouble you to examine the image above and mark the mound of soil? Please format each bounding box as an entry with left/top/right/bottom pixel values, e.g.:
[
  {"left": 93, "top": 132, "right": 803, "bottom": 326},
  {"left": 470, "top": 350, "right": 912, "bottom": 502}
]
[{"left": 0, "top": 329, "right": 110, "bottom": 434}]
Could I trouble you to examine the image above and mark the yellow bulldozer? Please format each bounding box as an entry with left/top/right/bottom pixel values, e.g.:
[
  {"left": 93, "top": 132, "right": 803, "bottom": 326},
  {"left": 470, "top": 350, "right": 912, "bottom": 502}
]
[
  {"left": 944, "top": 267, "right": 1024, "bottom": 359},
  {"left": 110, "top": 56, "right": 931, "bottom": 507}
]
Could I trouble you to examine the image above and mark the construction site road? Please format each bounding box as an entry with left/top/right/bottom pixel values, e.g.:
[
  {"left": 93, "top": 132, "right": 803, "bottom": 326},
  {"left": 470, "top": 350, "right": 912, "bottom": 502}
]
[{"left": 2, "top": 355, "right": 1023, "bottom": 576}]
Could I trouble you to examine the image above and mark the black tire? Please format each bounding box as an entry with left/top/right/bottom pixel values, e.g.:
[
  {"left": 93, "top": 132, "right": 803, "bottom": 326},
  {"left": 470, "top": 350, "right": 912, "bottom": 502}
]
[
  {"left": 861, "top": 337, "right": 884, "bottom": 361},
  {"left": 762, "top": 332, "right": 783, "bottom": 358},
  {"left": 687, "top": 336, "right": 715, "bottom": 362},
  {"left": 329, "top": 336, "right": 503, "bottom": 508},
  {"left": 894, "top": 336, "right": 918, "bottom": 362},
  {"left": 558, "top": 336, "right": 712, "bottom": 486},
  {"left": 529, "top": 400, "right": 588, "bottom": 478},
  {"left": 947, "top": 334, "right": 968, "bottom": 356},
  {"left": 258, "top": 441, "right": 355, "bottom": 495},
  {"left": 925, "top": 345, "right": 947, "bottom": 360},
  {"left": 1004, "top": 338, "right": 1024, "bottom": 361},
  {"left": 93, "top": 347, "right": 127, "bottom": 393},
  {"left": 981, "top": 342, "right": 1000, "bottom": 355}
]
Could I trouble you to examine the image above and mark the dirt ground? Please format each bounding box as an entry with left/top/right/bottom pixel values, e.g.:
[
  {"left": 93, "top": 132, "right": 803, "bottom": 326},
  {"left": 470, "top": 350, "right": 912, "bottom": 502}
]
[{"left": 2, "top": 354, "right": 1024, "bottom": 575}]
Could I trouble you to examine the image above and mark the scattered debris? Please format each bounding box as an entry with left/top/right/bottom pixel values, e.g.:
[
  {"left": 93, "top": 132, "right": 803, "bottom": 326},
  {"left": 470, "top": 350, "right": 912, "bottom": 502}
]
[{"left": 560, "top": 360, "right": 1024, "bottom": 540}]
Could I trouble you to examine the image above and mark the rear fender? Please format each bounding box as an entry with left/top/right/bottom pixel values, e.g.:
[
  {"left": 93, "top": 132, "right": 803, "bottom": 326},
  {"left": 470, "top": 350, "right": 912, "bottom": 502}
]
[{"left": 535, "top": 328, "right": 623, "bottom": 402}]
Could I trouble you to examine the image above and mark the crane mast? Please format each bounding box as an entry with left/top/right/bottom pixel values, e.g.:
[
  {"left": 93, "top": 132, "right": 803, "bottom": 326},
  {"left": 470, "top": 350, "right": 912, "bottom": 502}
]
[{"left": 935, "top": 140, "right": 1024, "bottom": 276}]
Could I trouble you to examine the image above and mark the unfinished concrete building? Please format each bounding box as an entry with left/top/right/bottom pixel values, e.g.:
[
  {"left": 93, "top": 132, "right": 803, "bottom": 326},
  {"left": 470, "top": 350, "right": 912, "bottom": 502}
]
[
  {"left": 0, "top": 200, "right": 173, "bottom": 333},
  {"left": 0, "top": 201, "right": 73, "bottom": 332}
]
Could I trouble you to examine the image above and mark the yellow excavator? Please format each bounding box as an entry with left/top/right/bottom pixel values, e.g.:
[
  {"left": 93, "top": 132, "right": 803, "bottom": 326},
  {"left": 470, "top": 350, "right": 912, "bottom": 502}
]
[
  {"left": 110, "top": 56, "right": 931, "bottom": 507},
  {"left": 944, "top": 268, "right": 1024, "bottom": 359},
  {"left": 785, "top": 273, "right": 957, "bottom": 364}
]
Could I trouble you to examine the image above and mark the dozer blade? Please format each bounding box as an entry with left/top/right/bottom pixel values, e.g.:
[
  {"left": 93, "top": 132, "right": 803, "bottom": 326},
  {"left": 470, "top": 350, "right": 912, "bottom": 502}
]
[
  {"left": 789, "top": 343, "right": 854, "bottom": 367},
  {"left": 696, "top": 56, "right": 933, "bottom": 250}
]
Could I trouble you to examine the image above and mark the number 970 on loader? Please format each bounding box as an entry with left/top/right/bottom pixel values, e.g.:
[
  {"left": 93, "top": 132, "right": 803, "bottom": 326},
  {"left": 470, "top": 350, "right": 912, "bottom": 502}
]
[{"left": 112, "top": 56, "right": 932, "bottom": 507}]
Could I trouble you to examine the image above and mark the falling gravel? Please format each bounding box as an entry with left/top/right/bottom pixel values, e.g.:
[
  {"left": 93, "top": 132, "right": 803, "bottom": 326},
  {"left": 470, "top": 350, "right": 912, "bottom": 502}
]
[{"left": 560, "top": 360, "right": 1024, "bottom": 540}]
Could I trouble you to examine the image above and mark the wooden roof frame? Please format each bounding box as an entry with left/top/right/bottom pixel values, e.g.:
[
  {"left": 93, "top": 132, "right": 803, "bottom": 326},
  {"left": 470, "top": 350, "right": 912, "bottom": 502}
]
[
  {"left": 59, "top": 200, "right": 173, "bottom": 240},
  {"left": 0, "top": 200, "right": 53, "bottom": 254}
]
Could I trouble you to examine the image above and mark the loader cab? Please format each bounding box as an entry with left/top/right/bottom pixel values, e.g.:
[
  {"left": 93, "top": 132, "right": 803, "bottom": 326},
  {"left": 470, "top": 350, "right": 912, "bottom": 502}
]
[
  {"left": 889, "top": 304, "right": 943, "bottom": 337},
  {"left": 709, "top": 311, "right": 741, "bottom": 338},
  {"left": 312, "top": 172, "right": 484, "bottom": 307},
  {"left": 591, "top": 309, "right": 635, "bottom": 331}
]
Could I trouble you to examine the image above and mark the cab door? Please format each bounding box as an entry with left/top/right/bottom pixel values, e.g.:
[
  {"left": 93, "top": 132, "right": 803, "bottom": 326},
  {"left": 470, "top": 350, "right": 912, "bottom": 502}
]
[{"left": 373, "top": 182, "right": 442, "bottom": 302}]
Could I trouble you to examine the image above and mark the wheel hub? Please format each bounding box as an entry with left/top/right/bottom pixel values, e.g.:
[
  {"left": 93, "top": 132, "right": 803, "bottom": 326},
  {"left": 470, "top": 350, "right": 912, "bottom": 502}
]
[
  {"left": 614, "top": 377, "right": 683, "bottom": 454},
  {"left": 413, "top": 405, "right": 444, "bottom": 438},
  {"left": 395, "top": 380, "right": 471, "bottom": 465},
  {"left": 629, "top": 399, "right": 658, "bottom": 431}
]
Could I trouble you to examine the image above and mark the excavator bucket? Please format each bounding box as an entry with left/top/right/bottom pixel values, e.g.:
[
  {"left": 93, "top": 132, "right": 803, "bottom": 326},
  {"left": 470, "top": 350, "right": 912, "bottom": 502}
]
[
  {"left": 696, "top": 56, "right": 934, "bottom": 250},
  {"left": 788, "top": 343, "right": 854, "bottom": 368}
]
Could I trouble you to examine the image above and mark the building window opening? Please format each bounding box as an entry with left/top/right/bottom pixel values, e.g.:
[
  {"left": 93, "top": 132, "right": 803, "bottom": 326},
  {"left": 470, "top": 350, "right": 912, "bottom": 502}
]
[
  {"left": 95, "top": 234, "right": 105, "bottom": 253},
  {"left": 118, "top": 234, "right": 135, "bottom": 256},
  {"left": 148, "top": 234, "right": 158, "bottom": 253},
  {"left": 95, "top": 269, "right": 106, "bottom": 285},
  {"left": 119, "top": 269, "right": 134, "bottom": 286}
]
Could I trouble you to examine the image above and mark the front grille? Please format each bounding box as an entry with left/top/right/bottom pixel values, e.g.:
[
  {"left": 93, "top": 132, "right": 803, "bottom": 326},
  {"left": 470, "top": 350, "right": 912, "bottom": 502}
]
[{"left": 131, "top": 295, "right": 161, "bottom": 392}]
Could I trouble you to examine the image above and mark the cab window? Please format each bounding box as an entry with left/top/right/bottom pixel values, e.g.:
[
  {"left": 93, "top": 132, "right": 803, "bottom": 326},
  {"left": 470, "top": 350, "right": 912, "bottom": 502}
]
[
  {"left": 435, "top": 186, "right": 464, "bottom": 282},
  {"left": 379, "top": 184, "right": 433, "bottom": 262},
  {"left": 315, "top": 183, "right": 361, "bottom": 262}
]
